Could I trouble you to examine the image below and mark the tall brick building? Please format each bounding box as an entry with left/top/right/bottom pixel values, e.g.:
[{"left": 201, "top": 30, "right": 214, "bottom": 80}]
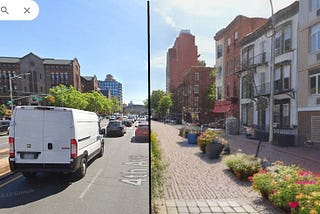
[
  {"left": 166, "top": 30, "right": 199, "bottom": 93},
  {"left": 213, "top": 16, "right": 268, "bottom": 126},
  {"left": 0, "top": 52, "right": 81, "bottom": 106}
]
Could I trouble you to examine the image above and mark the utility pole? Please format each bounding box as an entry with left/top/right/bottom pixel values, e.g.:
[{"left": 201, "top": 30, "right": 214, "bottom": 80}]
[
  {"left": 9, "top": 73, "right": 31, "bottom": 112},
  {"left": 268, "top": 0, "right": 275, "bottom": 144}
]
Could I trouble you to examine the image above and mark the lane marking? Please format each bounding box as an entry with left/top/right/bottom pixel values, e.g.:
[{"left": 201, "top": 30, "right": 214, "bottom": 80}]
[
  {"left": 0, "top": 174, "right": 23, "bottom": 189},
  {"left": 79, "top": 168, "right": 103, "bottom": 199}
]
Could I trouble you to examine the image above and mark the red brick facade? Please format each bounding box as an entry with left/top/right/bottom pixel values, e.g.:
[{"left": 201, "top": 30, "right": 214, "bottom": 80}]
[
  {"left": 214, "top": 16, "right": 268, "bottom": 119},
  {"left": 166, "top": 30, "right": 198, "bottom": 93}
]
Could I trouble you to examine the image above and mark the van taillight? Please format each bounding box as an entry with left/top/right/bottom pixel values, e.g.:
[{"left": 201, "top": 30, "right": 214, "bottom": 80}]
[
  {"left": 70, "top": 139, "right": 78, "bottom": 158},
  {"left": 9, "top": 137, "right": 15, "bottom": 157}
]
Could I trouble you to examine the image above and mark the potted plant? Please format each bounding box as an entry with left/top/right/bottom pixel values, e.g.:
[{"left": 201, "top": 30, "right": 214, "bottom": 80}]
[
  {"left": 197, "top": 129, "right": 228, "bottom": 158},
  {"left": 187, "top": 126, "right": 201, "bottom": 144},
  {"left": 224, "top": 153, "right": 262, "bottom": 181}
]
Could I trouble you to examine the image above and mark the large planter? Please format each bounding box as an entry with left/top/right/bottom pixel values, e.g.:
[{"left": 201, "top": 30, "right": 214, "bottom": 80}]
[
  {"left": 205, "top": 143, "right": 224, "bottom": 159},
  {"left": 187, "top": 133, "right": 197, "bottom": 144}
]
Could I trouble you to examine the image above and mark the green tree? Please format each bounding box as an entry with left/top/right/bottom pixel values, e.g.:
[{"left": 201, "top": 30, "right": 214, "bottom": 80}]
[
  {"left": 150, "top": 90, "right": 165, "bottom": 112},
  {"left": 111, "top": 97, "right": 122, "bottom": 113},
  {"left": 0, "top": 104, "right": 7, "bottom": 117},
  {"left": 202, "top": 69, "right": 217, "bottom": 111},
  {"left": 157, "top": 93, "right": 172, "bottom": 120}
]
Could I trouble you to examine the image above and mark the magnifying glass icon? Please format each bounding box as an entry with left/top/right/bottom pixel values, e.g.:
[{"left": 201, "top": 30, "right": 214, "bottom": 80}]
[{"left": 1, "top": 6, "right": 9, "bottom": 14}]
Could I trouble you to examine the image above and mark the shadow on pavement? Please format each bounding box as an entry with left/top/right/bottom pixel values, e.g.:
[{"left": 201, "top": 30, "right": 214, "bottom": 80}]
[
  {"left": 0, "top": 172, "right": 71, "bottom": 208},
  {"left": 176, "top": 140, "right": 197, "bottom": 148}
]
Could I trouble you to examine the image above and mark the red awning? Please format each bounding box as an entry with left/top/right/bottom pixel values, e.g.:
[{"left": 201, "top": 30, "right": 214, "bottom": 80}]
[{"left": 212, "top": 104, "right": 230, "bottom": 113}]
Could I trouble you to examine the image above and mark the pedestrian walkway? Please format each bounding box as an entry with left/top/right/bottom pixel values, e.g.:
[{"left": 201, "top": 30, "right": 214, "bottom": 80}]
[{"left": 152, "top": 121, "right": 283, "bottom": 214}]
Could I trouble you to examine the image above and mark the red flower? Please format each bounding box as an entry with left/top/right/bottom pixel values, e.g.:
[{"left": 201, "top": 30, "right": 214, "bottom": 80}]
[
  {"left": 288, "top": 201, "right": 299, "bottom": 209},
  {"left": 295, "top": 180, "right": 317, "bottom": 185},
  {"left": 259, "top": 170, "right": 268, "bottom": 174},
  {"left": 248, "top": 176, "right": 254, "bottom": 182},
  {"left": 299, "top": 171, "right": 312, "bottom": 177},
  {"left": 272, "top": 189, "right": 278, "bottom": 194},
  {"left": 316, "top": 173, "right": 320, "bottom": 178}
]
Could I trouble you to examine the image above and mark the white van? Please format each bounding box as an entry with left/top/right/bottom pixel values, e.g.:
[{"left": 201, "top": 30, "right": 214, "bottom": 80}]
[{"left": 8, "top": 106, "right": 104, "bottom": 178}]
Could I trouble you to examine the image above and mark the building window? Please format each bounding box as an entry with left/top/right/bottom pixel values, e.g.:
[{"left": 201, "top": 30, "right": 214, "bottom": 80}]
[
  {"left": 233, "top": 80, "right": 237, "bottom": 97},
  {"left": 310, "top": 71, "right": 320, "bottom": 94},
  {"left": 274, "top": 63, "right": 291, "bottom": 93},
  {"left": 51, "top": 73, "right": 54, "bottom": 80},
  {"left": 194, "top": 96, "right": 199, "bottom": 108},
  {"left": 242, "top": 75, "right": 253, "bottom": 98},
  {"left": 40, "top": 86, "right": 43, "bottom": 92},
  {"left": 217, "top": 86, "right": 222, "bottom": 99},
  {"left": 273, "top": 99, "right": 290, "bottom": 128},
  {"left": 39, "top": 73, "right": 42, "bottom": 79},
  {"left": 195, "top": 72, "right": 199, "bottom": 81},
  {"left": 226, "top": 85, "right": 230, "bottom": 97},
  {"left": 310, "top": 23, "right": 320, "bottom": 52},
  {"left": 275, "top": 23, "right": 292, "bottom": 55},
  {"left": 194, "top": 85, "right": 199, "bottom": 94},
  {"left": 310, "top": 0, "right": 320, "bottom": 11},
  {"left": 234, "top": 32, "right": 238, "bottom": 46},
  {"left": 242, "top": 45, "right": 254, "bottom": 69},
  {"left": 217, "top": 45, "right": 223, "bottom": 58},
  {"left": 217, "top": 66, "right": 222, "bottom": 83},
  {"left": 64, "top": 72, "right": 68, "bottom": 80}
]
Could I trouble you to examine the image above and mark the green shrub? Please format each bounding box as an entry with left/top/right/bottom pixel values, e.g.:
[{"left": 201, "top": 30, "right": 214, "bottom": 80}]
[{"left": 151, "top": 131, "right": 166, "bottom": 213}]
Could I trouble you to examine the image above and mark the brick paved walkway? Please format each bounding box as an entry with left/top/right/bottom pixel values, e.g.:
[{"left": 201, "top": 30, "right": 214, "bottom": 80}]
[{"left": 152, "top": 121, "right": 283, "bottom": 214}]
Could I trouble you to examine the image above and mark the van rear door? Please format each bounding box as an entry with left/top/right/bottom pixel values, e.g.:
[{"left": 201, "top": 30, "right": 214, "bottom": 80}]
[
  {"left": 42, "top": 109, "right": 71, "bottom": 164},
  {"left": 14, "top": 108, "right": 44, "bottom": 164}
]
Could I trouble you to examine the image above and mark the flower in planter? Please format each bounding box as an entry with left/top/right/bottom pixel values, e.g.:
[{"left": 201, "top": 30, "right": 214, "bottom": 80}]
[
  {"left": 288, "top": 201, "right": 299, "bottom": 209},
  {"left": 224, "top": 153, "right": 262, "bottom": 181},
  {"left": 197, "top": 129, "right": 229, "bottom": 154}
]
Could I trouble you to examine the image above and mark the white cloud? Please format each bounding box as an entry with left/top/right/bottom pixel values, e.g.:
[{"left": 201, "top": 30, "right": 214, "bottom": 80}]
[{"left": 149, "top": 0, "right": 297, "bottom": 90}]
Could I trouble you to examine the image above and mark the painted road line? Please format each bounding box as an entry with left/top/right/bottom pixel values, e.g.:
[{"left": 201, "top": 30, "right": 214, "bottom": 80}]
[
  {"left": 79, "top": 168, "right": 103, "bottom": 199},
  {"left": 0, "top": 174, "right": 22, "bottom": 188}
]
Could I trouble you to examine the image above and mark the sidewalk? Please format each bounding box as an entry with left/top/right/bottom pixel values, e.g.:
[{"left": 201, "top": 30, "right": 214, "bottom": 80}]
[{"left": 152, "top": 121, "right": 284, "bottom": 214}]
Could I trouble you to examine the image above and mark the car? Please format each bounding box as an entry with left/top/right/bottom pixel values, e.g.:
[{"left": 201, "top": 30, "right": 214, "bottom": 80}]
[
  {"left": 135, "top": 122, "right": 149, "bottom": 142},
  {"left": 0, "top": 120, "right": 10, "bottom": 135},
  {"left": 123, "top": 119, "right": 133, "bottom": 127},
  {"left": 106, "top": 120, "right": 126, "bottom": 137}
]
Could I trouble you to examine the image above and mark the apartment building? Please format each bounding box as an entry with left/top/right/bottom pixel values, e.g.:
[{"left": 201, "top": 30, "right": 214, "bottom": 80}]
[
  {"left": 213, "top": 16, "right": 268, "bottom": 128},
  {"left": 297, "top": 0, "right": 320, "bottom": 144},
  {"left": 173, "top": 66, "right": 214, "bottom": 124},
  {"left": 0, "top": 52, "right": 81, "bottom": 106},
  {"left": 166, "top": 30, "right": 199, "bottom": 93},
  {"left": 81, "top": 75, "right": 98, "bottom": 92},
  {"left": 238, "top": 1, "right": 299, "bottom": 145},
  {"left": 98, "top": 74, "right": 123, "bottom": 105}
]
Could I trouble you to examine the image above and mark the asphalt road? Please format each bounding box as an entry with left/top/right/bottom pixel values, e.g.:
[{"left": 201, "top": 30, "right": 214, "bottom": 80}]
[
  {"left": 0, "top": 122, "right": 149, "bottom": 214},
  {"left": 0, "top": 135, "right": 8, "bottom": 151}
]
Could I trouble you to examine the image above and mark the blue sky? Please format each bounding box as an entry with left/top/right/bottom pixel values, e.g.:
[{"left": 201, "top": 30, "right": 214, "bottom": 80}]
[{"left": 0, "top": 0, "right": 296, "bottom": 105}]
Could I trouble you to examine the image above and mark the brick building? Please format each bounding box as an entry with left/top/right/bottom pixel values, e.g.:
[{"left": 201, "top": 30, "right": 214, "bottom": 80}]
[
  {"left": 166, "top": 30, "right": 199, "bottom": 93},
  {"left": 0, "top": 52, "right": 81, "bottom": 106},
  {"left": 173, "top": 66, "right": 214, "bottom": 124},
  {"left": 81, "top": 75, "right": 98, "bottom": 92},
  {"left": 213, "top": 16, "right": 268, "bottom": 128}
]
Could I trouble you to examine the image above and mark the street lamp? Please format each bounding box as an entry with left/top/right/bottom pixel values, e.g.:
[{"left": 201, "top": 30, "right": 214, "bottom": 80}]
[
  {"left": 268, "top": 0, "right": 275, "bottom": 144},
  {"left": 9, "top": 73, "right": 31, "bottom": 111}
]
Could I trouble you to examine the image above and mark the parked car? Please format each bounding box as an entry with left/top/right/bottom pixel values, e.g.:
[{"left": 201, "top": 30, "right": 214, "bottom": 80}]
[
  {"left": 0, "top": 120, "right": 10, "bottom": 135},
  {"left": 135, "top": 122, "right": 149, "bottom": 142},
  {"left": 123, "top": 119, "right": 133, "bottom": 127},
  {"left": 9, "top": 106, "right": 104, "bottom": 178},
  {"left": 106, "top": 120, "right": 126, "bottom": 137}
]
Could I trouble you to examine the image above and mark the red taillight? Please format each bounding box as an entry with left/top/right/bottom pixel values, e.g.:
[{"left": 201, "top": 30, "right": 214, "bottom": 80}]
[
  {"left": 70, "top": 139, "right": 78, "bottom": 158},
  {"left": 9, "top": 137, "right": 15, "bottom": 157}
]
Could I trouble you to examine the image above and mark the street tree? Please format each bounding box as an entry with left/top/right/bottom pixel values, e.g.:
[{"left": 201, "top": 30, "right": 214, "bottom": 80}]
[
  {"left": 150, "top": 90, "right": 165, "bottom": 111},
  {"left": 0, "top": 104, "right": 7, "bottom": 117},
  {"left": 157, "top": 93, "right": 173, "bottom": 120}
]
